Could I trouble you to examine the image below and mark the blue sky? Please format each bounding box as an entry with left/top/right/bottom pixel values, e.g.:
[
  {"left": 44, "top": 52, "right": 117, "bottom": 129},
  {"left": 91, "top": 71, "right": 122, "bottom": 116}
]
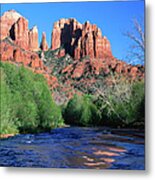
[{"left": 1, "top": 1, "right": 144, "bottom": 61}]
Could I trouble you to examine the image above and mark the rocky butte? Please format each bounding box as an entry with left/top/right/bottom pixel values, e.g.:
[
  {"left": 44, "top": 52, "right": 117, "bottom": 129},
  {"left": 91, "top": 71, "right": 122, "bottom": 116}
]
[
  {"left": 50, "top": 18, "right": 144, "bottom": 80},
  {"left": 51, "top": 18, "right": 112, "bottom": 60},
  {"left": 0, "top": 10, "right": 47, "bottom": 69}
]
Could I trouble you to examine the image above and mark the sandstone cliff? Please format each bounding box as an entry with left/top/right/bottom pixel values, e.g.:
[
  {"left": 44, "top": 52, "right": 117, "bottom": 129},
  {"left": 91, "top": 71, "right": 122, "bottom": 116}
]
[
  {"left": 29, "top": 26, "right": 39, "bottom": 51},
  {"left": 0, "top": 10, "right": 39, "bottom": 51},
  {"left": 0, "top": 10, "right": 22, "bottom": 40},
  {"left": 0, "top": 10, "right": 48, "bottom": 79},
  {"left": 51, "top": 18, "right": 112, "bottom": 59}
]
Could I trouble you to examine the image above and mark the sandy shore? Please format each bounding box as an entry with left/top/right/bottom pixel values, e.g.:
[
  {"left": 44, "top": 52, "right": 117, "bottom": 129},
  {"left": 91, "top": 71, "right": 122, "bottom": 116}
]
[{"left": 0, "top": 134, "right": 15, "bottom": 139}]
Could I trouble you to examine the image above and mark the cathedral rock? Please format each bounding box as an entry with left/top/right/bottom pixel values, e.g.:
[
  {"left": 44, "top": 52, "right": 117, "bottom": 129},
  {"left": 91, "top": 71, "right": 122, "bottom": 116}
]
[{"left": 51, "top": 18, "right": 112, "bottom": 60}]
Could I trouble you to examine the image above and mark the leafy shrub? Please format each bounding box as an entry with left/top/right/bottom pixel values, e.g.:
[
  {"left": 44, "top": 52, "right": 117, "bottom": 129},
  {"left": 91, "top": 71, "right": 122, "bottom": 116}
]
[
  {"left": 0, "top": 68, "right": 18, "bottom": 134},
  {"left": 33, "top": 74, "right": 63, "bottom": 130},
  {"left": 63, "top": 94, "right": 101, "bottom": 126},
  {"left": 129, "top": 81, "right": 145, "bottom": 127},
  {"left": 94, "top": 75, "right": 145, "bottom": 128},
  {"left": 0, "top": 62, "right": 63, "bottom": 135}
]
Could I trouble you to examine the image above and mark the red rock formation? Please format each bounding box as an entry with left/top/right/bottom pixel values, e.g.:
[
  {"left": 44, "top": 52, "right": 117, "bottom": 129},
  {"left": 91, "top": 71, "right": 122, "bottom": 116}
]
[
  {"left": 13, "top": 48, "right": 25, "bottom": 63},
  {"left": 0, "top": 10, "right": 43, "bottom": 72},
  {"left": 0, "top": 41, "right": 14, "bottom": 61},
  {"left": 40, "top": 32, "right": 48, "bottom": 51},
  {"left": 0, "top": 39, "right": 44, "bottom": 69},
  {"left": 1, "top": 10, "right": 39, "bottom": 51},
  {"left": 51, "top": 21, "right": 62, "bottom": 50},
  {"left": 72, "top": 62, "right": 85, "bottom": 78},
  {"left": 0, "top": 10, "right": 22, "bottom": 40},
  {"left": 29, "top": 26, "right": 39, "bottom": 51},
  {"left": 11, "top": 17, "right": 29, "bottom": 50},
  {"left": 51, "top": 18, "right": 112, "bottom": 60}
]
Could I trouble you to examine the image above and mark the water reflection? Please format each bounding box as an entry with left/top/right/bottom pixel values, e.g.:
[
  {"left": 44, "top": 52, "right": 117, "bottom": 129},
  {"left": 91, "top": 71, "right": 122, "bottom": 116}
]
[{"left": 0, "top": 127, "right": 145, "bottom": 169}]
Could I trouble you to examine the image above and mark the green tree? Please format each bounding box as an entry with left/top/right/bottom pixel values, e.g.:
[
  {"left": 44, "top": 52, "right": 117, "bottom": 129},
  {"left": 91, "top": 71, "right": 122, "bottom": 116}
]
[
  {"left": 0, "top": 68, "right": 18, "bottom": 134},
  {"left": 64, "top": 94, "right": 101, "bottom": 126},
  {"left": 0, "top": 62, "right": 64, "bottom": 134}
]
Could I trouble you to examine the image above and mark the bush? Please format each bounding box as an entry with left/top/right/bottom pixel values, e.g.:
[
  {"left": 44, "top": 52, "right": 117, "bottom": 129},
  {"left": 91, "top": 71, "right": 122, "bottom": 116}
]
[
  {"left": 0, "top": 62, "right": 63, "bottom": 135},
  {"left": 63, "top": 94, "right": 101, "bottom": 126},
  {"left": 0, "top": 68, "right": 18, "bottom": 134},
  {"left": 129, "top": 81, "right": 145, "bottom": 127},
  {"left": 94, "top": 76, "right": 145, "bottom": 128},
  {"left": 33, "top": 74, "right": 63, "bottom": 130}
]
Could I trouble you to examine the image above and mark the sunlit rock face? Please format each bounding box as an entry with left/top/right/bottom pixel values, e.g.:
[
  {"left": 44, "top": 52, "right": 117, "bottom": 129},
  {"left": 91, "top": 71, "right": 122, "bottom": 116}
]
[
  {"left": 0, "top": 10, "right": 22, "bottom": 40},
  {"left": 0, "top": 10, "right": 45, "bottom": 73},
  {"left": 0, "top": 10, "right": 39, "bottom": 51},
  {"left": 51, "top": 18, "right": 112, "bottom": 60},
  {"left": 10, "top": 16, "right": 29, "bottom": 50},
  {"left": 29, "top": 26, "right": 39, "bottom": 51}
]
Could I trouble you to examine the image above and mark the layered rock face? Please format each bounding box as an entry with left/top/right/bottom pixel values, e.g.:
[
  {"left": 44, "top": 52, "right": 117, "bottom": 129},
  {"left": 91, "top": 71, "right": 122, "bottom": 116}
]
[
  {"left": 0, "top": 10, "right": 39, "bottom": 51},
  {"left": 51, "top": 18, "right": 112, "bottom": 59},
  {"left": 0, "top": 38, "right": 43, "bottom": 69}
]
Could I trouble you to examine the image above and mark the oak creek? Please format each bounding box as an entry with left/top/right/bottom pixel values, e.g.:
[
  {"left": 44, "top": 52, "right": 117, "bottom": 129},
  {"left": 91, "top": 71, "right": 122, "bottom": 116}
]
[{"left": 0, "top": 127, "right": 144, "bottom": 170}]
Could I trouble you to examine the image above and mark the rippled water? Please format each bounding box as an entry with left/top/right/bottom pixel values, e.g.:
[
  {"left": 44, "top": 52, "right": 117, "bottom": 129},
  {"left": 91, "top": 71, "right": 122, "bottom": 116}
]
[{"left": 0, "top": 127, "right": 145, "bottom": 169}]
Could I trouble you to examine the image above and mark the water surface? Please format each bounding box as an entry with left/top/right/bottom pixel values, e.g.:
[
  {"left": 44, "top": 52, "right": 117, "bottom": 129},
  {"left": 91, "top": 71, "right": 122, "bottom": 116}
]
[{"left": 0, "top": 127, "right": 145, "bottom": 169}]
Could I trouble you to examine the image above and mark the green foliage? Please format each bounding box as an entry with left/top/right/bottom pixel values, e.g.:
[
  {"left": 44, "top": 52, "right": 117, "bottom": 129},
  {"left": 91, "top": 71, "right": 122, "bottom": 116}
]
[
  {"left": 0, "top": 68, "right": 18, "bottom": 134},
  {"left": 63, "top": 77, "right": 144, "bottom": 128},
  {"left": 129, "top": 81, "right": 145, "bottom": 127},
  {"left": 0, "top": 62, "right": 63, "bottom": 135},
  {"left": 63, "top": 94, "right": 101, "bottom": 126},
  {"left": 95, "top": 78, "right": 145, "bottom": 128},
  {"left": 33, "top": 74, "right": 63, "bottom": 130}
]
